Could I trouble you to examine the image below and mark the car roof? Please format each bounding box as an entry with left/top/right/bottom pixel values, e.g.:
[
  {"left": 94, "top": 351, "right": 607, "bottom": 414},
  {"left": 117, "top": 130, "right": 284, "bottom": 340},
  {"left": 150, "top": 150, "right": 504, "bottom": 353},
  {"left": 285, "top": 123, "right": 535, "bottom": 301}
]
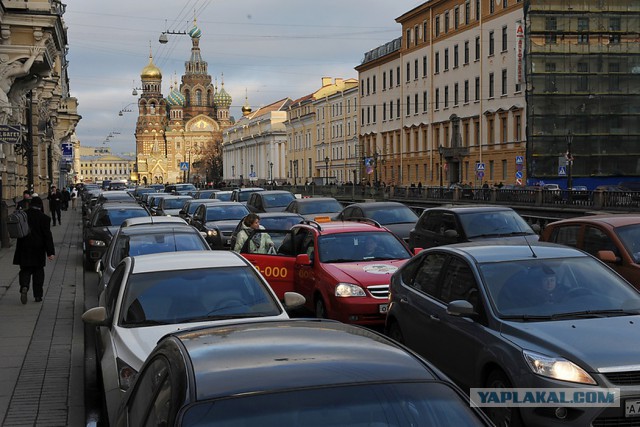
[
  {"left": 234, "top": 187, "right": 264, "bottom": 192},
  {"left": 160, "top": 195, "right": 192, "bottom": 199},
  {"left": 130, "top": 251, "right": 246, "bottom": 273},
  {"left": 119, "top": 224, "right": 199, "bottom": 236},
  {"left": 349, "top": 201, "right": 408, "bottom": 209},
  {"left": 98, "top": 202, "right": 145, "bottom": 211},
  {"left": 173, "top": 320, "right": 438, "bottom": 401},
  {"left": 256, "top": 190, "right": 293, "bottom": 195},
  {"left": 121, "top": 216, "right": 188, "bottom": 227},
  {"left": 433, "top": 241, "right": 588, "bottom": 264},
  {"left": 548, "top": 214, "right": 640, "bottom": 228},
  {"left": 253, "top": 212, "right": 303, "bottom": 218},
  {"left": 426, "top": 204, "right": 515, "bottom": 213},
  {"left": 295, "top": 220, "right": 388, "bottom": 235},
  {"left": 293, "top": 197, "right": 339, "bottom": 204},
  {"left": 203, "top": 201, "right": 245, "bottom": 206}
]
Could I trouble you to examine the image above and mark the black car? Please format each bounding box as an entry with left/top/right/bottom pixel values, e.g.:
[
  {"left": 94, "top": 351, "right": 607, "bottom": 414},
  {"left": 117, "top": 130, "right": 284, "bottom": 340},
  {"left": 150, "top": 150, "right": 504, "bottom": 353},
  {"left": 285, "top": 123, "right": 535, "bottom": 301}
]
[
  {"left": 191, "top": 201, "right": 250, "bottom": 248},
  {"left": 230, "top": 187, "right": 264, "bottom": 205},
  {"left": 246, "top": 190, "right": 296, "bottom": 213},
  {"left": 336, "top": 201, "right": 419, "bottom": 242},
  {"left": 408, "top": 205, "right": 538, "bottom": 250},
  {"left": 114, "top": 320, "right": 492, "bottom": 426},
  {"left": 229, "top": 212, "right": 304, "bottom": 250},
  {"left": 179, "top": 199, "right": 223, "bottom": 224},
  {"left": 284, "top": 197, "right": 343, "bottom": 220},
  {"left": 192, "top": 189, "right": 219, "bottom": 199},
  {"left": 82, "top": 202, "right": 150, "bottom": 269}
]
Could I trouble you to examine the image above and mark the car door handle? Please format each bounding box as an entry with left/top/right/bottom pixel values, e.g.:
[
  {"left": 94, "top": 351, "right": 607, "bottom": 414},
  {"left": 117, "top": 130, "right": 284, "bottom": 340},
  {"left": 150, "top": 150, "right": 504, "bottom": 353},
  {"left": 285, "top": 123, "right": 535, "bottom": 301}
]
[
  {"left": 429, "top": 314, "right": 440, "bottom": 322},
  {"left": 399, "top": 297, "right": 408, "bottom": 304}
]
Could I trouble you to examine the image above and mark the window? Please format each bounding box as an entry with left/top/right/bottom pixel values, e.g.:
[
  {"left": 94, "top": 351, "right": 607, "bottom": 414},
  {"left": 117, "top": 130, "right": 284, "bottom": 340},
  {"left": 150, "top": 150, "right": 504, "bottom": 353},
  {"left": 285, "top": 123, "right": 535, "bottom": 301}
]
[
  {"left": 383, "top": 72, "right": 386, "bottom": 90},
  {"left": 423, "top": 55, "right": 427, "bottom": 77},
  {"left": 464, "top": 80, "right": 469, "bottom": 103},
  {"left": 389, "top": 68, "right": 393, "bottom": 87},
  {"left": 406, "top": 28, "right": 411, "bottom": 48},
  {"left": 445, "top": 11, "right": 449, "bottom": 33},
  {"left": 414, "top": 59, "right": 418, "bottom": 80},
  {"left": 435, "top": 16, "right": 440, "bottom": 37},
  {"left": 475, "top": 36, "right": 480, "bottom": 60},
  {"left": 577, "top": 62, "right": 589, "bottom": 91},
  {"left": 373, "top": 105, "right": 377, "bottom": 123},
  {"left": 423, "top": 90, "right": 428, "bottom": 112},
  {"left": 489, "top": 31, "right": 494, "bottom": 56},
  {"left": 475, "top": 77, "right": 480, "bottom": 101},
  {"left": 397, "top": 66, "right": 400, "bottom": 85},
  {"left": 490, "top": 0, "right": 495, "bottom": 13},
  {"left": 435, "top": 88, "right": 440, "bottom": 110},
  {"left": 501, "top": 69, "right": 507, "bottom": 96},
  {"left": 406, "top": 62, "right": 411, "bottom": 82},
  {"left": 444, "top": 48, "right": 449, "bottom": 71},
  {"left": 414, "top": 93, "right": 419, "bottom": 114},
  {"left": 514, "top": 114, "right": 521, "bottom": 141},
  {"left": 464, "top": 41, "right": 469, "bottom": 64},
  {"left": 435, "top": 51, "right": 440, "bottom": 73},
  {"left": 366, "top": 77, "right": 370, "bottom": 95},
  {"left": 610, "top": 17, "right": 621, "bottom": 43},
  {"left": 502, "top": 26, "right": 508, "bottom": 51},
  {"left": 390, "top": 101, "right": 393, "bottom": 119},
  {"left": 454, "top": 45, "right": 459, "bottom": 68},
  {"left": 501, "top": 116, "right": 508, "bottom": 142},
  {"left": 609, "top": 63, "right": 620, "bottom": 91},
  {"left": 502, "top": 159, "right": 507, "bottom": 180},
  {"left": 488, "top": 118, "right": 495, "bottom": 144},
  {"left": 475, "top": 0, "right": 480, "bottom": 20},
  {"left": 503, "top": 0, "right": 508, "bottom": 7},
  {"left": 578, "top": 18, "right": 589, "bottom": 43},
  {"left": 454, "top": 83, "right": 459, "bottom": 106},
  {"left": 423, "top": 21, "right": 428, "bottom": 41},
  {"left": 367, "top": 107, "right": 370, "bottom": 124},
  {"left": 546, "top": 17, "right": 557, "bottom": 44},
  {"left": 440, "top": 258, "right": 478, "bottom": 305},
  {"left": 406, "top": 96, "right": 411, "bottom": 116},
  {"left": 444, "top": 86, "right": 449, "bottom": 108},
  {"left": 489, "top": 72, "right": 494, "bottom": 98},
  {"left": 382, "top": 102, "right": 387, "bottom": 121},
  {"left": 414, "top": 25, "right": 420, "bottom": 45},
  {"left": 195, "top": 90, "right": 202, "bottom": 106},
  {"left": 545, "top": 62, "right": 557, "bottom": 92},
  {"left": 455, "top": 7, "right": 460, "bottom": 29},
  {"left": 373, "top": 75, "right": 376, "bottom": 93},
  {"left": 397, "top": 99, "right": 400, "bottom": 118},
  {"left": 412, "top": 252, "right": 447, "bottom": 296},
  {"left": 465, "top": 1, "right": 470, "bottom": 25}
]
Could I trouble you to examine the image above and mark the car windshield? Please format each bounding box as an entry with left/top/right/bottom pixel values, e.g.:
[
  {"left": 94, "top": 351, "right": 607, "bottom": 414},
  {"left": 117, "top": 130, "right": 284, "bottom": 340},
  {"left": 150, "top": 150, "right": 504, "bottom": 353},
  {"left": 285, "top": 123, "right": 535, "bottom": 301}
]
[
  {"left": 214, "top": 192, "right": 232, "bottom": 201},
  {"left": 459, "top": 210, "right": 534, "bottom": 239},
  {"left": 93, "top": 209, "right": 148, "bottom": 227},
  {"left": 259, "top": 216, "right": 303, "bottom": 230},
  {"left": 481, "top": 256, "right": 640, "bottom": 319},
  {"left": 111, "top": 231, "right": 207, "bottom": 267},
  {"left": 182, "top": 382, "right": 484, "bottom": 427},
  {"left": 263, "top": 193, "right": 295, "bottom": 208},
  {"left": 367, "top": 206, "right": 418, "bottom": 225},
  {"left": 318, "top": 232, "right": 411, "bottom": 263},
  {"left": 616, "top": 223, "right": 640, "bottom": 263},
  {"left": 176, "top": 184, "right": 197, "bottom": 191},
  {"left": 164, "top": 197, "right": 191, "bottom": 209},
  {"left": 238, "top": 190, "right": 261, "bottom": 202},
  {"left": 120, "top": 267, "right": 281, "bottom": 325},
  {"left": 298, "top": 200, "right": 342, "bottom": 215},
  {"left": 206, "top": 206, "right": 248, "bottom": 222}
]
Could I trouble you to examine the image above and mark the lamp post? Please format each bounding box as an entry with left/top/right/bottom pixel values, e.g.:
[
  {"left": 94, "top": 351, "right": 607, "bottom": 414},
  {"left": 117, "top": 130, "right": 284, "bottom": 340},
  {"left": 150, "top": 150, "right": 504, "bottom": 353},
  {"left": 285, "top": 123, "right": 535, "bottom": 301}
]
[
  {"left": 269, "top": 162, "right": 274, "bottom": 185},
  {"left": 250, "top": 164, "right": 254, "bottom": 183},
  {"left": 187, "top": 150, "right": 191, "bottom": 183},
  {"left": 438, "top": 144, "right": 444, "bottom": 198},
  {"left": 566, "top": 131, "right": 574, "bottom": 192},
  {"left": 324, "top": 156, "right": 330, "bottom": 186}
]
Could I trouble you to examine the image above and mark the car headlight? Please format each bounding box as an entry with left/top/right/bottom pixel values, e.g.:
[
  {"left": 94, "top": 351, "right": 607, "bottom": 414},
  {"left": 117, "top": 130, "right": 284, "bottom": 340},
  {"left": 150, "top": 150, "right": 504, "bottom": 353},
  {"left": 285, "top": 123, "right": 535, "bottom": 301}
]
[
  {"left": 116, "top": 357, "right": 138, "bottom": 391},
  {"left": 523, "top": 350, "right": 596, "bottom": 385},
  {"left": 335, "top": 283, "right": 366, "bottom": 297},
  {"left": 207, "top": 229, "right": 218, "bottom": 237},
  {"left": 88, "top": 239, "right": 106, "bottom": 247}
]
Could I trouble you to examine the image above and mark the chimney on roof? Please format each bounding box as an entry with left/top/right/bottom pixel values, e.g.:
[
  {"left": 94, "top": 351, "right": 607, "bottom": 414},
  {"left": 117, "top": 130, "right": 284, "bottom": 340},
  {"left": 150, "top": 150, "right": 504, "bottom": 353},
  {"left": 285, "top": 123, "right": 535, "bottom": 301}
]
[
  {"left": 335, "top": 78, "right": 343, "bottom": 86},
  {"left": 321, "top": 77, "right": 332, "bottom": 87}
]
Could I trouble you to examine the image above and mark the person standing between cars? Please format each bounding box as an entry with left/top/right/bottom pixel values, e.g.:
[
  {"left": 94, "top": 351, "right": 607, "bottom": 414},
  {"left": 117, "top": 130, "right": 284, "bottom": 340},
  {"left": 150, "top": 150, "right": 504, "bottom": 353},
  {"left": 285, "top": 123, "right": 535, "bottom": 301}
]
[
  {"left": 16, "top": 190, "right": 31, "bottom": 211},
  {"left": 70, "top": 187, "right": 78, "bottom": 210},
  {"left": 47, "top": 185, "right": 62, "bottom": 226},
  {"left": 234, "top": 213, "right": 274, "bottom": 254},
  {"left": 13, "top": 196, "right": 55, "bottom": 304}
]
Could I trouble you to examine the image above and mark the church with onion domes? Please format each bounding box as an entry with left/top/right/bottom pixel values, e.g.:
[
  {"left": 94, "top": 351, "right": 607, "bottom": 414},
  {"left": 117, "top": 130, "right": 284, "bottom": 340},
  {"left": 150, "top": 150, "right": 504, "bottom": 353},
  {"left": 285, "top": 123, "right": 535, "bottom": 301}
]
[{"left": 134, "top": 20, "right": 232, "bottom": 185}]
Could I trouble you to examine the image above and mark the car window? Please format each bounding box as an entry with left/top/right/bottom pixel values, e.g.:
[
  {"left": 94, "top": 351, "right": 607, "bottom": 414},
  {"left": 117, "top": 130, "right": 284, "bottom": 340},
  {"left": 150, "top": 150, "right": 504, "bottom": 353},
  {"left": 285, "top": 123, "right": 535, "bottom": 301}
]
[
  {"left": 318, "top": 232, "right": 411, "bottom": 263},
  {"left": 440, "top": 258, "right": 479, "bottom": 307},
  {"left": 127, "top": 356, "right": 172, "bottom": 427},
  {"left": 617, "top": 224, "right": 640, "bottom": 263},
  {"left": 412, "top": 253, "right": 446, "bottom": 297},
  {"left": 368, "top": 206, "right": 418, "bottom": 225},
  {"left": 263, "top": 193, "right": 295, "bottom": 208},
  {"left": 205, "top": 205, "right": 249, "bottom": 222},
  {"left": 298, "top": 200, "right": 342, "bottom": 215},
  {"left": 583, "top": 226, "right": 617, "bottom": 256},
  {"left": 104, "top": 264, "right": 126, "bottom": 319},
  {"left": 548, "top": 225, "right": 580, "bottom": 248}
]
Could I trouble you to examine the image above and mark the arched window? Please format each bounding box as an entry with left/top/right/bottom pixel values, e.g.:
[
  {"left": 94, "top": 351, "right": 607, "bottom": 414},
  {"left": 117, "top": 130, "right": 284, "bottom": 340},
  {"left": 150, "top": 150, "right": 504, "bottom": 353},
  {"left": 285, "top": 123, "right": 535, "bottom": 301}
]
[
  {"left": 207, "top": 90, "right": 212, "bottom": 105},
  {"left": 150, "top": 103, "right": 156, "bottom": 114},
  {"left": 196, "top": 90, "right": 202, "bottom": 106},
  {"left": 185, "top": 90, "right": 191, "bottom": 106}
]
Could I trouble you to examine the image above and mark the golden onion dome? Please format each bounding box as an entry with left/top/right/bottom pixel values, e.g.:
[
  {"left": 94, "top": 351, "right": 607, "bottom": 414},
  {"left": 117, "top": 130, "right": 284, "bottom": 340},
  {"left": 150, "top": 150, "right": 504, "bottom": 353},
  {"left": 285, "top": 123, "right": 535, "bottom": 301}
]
[{"left": 141, "top": 54, "right": 162, "bottom": 80}]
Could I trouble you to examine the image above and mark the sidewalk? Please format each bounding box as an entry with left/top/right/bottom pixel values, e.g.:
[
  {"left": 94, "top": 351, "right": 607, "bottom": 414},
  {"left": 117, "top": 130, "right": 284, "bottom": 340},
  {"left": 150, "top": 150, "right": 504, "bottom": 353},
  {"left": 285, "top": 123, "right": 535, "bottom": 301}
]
[{"left": 0, "top": 207, "right": 85, "bottom": 426}]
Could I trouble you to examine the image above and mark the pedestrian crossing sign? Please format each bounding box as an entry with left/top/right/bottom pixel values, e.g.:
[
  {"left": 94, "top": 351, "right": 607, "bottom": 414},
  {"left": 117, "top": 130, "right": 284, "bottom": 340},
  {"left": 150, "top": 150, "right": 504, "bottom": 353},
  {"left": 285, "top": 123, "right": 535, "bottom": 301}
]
[
  {"left": 476, "top": 163, "right": 485, "bottom": 171},
  {"left": 558, "top": 166, "right": 567, "bottom": 176}
]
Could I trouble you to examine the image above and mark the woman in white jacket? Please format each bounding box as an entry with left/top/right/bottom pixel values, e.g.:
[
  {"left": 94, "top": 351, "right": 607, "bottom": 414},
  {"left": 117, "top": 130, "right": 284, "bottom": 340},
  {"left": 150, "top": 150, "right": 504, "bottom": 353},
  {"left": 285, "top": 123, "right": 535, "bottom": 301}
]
[{"left": 234, "top": 213, "right": 275, "bottom": 254}]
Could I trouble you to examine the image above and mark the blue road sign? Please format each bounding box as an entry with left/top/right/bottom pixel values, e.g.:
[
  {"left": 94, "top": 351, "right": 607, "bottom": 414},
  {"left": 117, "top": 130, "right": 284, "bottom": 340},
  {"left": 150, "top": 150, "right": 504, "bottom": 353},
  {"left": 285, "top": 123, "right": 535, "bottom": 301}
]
[
  {"left": 558, "top": 166, "right": 567, "bottom": 176},
  {"left": 476, "top": 163, "right": 485, "bottom": 171},
  {"left": 179, "top": 162, "right": 189, "bottom": 171},
  {"left": 516, "top": 156, "right": 524, "bottom": 165},
  {"left": 515, "top": 171, "right": 523, "bottom": 179},
  {"left": 477, "top": 171, "right": 485, "bottom": 179}
]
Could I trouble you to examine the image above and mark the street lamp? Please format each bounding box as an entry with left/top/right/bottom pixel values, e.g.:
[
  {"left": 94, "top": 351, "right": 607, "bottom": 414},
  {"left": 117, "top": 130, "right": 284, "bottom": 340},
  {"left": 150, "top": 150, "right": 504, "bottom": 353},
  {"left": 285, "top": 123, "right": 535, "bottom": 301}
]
[
  {"left": 566, "top": 131, "right": 574, "bottom": 192},
  {"left": 118, "top": 102, "right": 136, "bottom": 116},
  {"left": 131, "top": 80, "right": 143, "bottom": 96},
  {"left": 324, "top": 156, "right": 330, "bottom": 186},
  {"left": 269, "top": 162, "right": 274, "bottom": 184},
  {"left": 438, "top": 144, "right": 444, "bottom": 197}
]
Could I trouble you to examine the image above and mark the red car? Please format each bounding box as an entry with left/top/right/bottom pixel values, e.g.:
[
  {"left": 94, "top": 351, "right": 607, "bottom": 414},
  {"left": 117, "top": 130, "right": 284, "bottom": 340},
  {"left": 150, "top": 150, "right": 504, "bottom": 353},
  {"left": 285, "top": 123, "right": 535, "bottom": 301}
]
[{"left": 239, "top": 219, "right": 414, "bottom": 326}]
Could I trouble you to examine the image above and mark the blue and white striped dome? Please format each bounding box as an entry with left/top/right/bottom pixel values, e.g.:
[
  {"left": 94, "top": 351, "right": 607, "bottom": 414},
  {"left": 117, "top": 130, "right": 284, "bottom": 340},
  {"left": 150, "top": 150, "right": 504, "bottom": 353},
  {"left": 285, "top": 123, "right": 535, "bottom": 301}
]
[
  {"left": 166, "top": 86, "right": 185, "bottom": 107},
  {"left": 189, "top": 22, "right": 202, "bottom": 39}
]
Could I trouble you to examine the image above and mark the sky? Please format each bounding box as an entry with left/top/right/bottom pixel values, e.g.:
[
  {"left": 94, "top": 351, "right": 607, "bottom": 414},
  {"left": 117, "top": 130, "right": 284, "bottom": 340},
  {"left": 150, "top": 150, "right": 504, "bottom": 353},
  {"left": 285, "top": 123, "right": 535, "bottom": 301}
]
[{"left": 63, "top": 0, "right": 424, "bottom": 154}]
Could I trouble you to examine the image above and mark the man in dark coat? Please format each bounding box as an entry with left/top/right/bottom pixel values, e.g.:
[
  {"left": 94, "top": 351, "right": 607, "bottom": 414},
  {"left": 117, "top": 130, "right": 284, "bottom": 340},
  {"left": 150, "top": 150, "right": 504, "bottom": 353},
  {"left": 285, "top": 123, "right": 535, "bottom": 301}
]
[
  {"left": 47, "top": 185, "right": 62, "bottom": 225},
  {"left": 13, "top": 197, "right": 55, "bottom": 303},
  {"left": 16, "top": 190, "right": 31, "bottom": 210}
]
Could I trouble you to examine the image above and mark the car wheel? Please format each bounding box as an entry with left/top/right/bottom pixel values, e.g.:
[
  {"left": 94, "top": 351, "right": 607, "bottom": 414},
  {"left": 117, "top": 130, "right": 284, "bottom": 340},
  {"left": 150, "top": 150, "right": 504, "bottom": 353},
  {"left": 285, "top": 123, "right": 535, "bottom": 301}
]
[
  {"left": 84, "top": 254, "right": 93, "bottom": 271},
  {"left": 315, "top": 297, "right": 328, "bottom": 319},
  {"left": 386, "top": 320, "right": 404, "bottom": 344},
  {"left": 484, "top": 370, "right": 523, "bottom": 427}
]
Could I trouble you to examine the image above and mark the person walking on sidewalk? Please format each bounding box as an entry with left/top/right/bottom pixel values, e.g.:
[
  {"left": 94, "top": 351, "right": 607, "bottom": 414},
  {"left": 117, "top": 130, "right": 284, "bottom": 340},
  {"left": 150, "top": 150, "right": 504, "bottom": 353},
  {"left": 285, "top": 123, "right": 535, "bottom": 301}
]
[
  {"left": 16, "top": 190, "right": 31, "bottom": 211},
  {"left": 47, "top": 185, "right": 62, "bottom": 226},
  {"left": 13, "top": 196, "right": 55, "bottom": 304},
  {"left": 70, "top": 187, "right": 78, "bottom": 210}
]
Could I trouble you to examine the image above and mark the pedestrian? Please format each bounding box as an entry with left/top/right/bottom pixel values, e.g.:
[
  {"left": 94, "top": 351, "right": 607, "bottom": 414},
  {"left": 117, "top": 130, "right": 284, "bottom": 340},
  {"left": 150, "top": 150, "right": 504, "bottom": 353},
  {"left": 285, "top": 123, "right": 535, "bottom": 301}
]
[
  {"left": 482, "top": 181, "right": 490, "bottom": 201},
  {"left": 70, "top": 187, "right": 78, "bottom": 210},
  {"left": 13, "top": 196, "right": 55, "bottom": 304},
  {"left": 16, "top": 190, "right": 31, "bottom": 211},
  {"left": 417, "top": 181, "right": 423, "bottom": 195},
  {"left": 61, "top": 187, "right": 70, "bottom": 211},
  {"left": 233, "top": 213, "right": 274, "bottom": 254},
  {"left": 47, "top": 185, "right": 62, "bottom": 226}
]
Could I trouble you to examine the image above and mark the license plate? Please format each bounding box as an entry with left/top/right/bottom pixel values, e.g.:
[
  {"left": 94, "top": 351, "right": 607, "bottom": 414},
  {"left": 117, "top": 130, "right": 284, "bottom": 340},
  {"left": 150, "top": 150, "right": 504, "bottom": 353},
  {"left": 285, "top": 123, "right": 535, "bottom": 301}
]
[
  {"left": 625, "top": 399, "right": 640, "bottom": 417},
  {"left": 379, "top": 304, "right": 389, "bottom": 314}
]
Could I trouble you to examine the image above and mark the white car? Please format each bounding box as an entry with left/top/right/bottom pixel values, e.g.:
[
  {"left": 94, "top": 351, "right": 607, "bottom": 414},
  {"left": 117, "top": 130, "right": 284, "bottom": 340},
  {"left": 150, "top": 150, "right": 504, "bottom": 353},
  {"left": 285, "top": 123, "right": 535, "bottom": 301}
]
[{"left": 82, "top": 251, "right": 304, "bottom": 426}]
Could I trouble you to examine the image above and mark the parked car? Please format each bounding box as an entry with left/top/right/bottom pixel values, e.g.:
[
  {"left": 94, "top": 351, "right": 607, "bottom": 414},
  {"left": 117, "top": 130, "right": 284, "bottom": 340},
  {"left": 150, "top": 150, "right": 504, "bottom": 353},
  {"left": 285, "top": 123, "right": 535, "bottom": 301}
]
[
  {"left": 541, "top": 214, "right": 640, "bottom": 289},
  {"left": 229, "top": 212, "right": 304, "bottom": 250},
  {"left": 82, "top": 202, "right": 150, "bottom": 269},
  {"left": 82, "top": 251, "right": 305, "bottom": 426},
  {"left": 146, "top": 193, "right": 171, "bottom": 215},
  {"left": 179, "top": 199, "right": 222, "bottom": 224},
  {"left": 246, "top": 190, "right": 296, "bottom": 213},
  {"left": 386, "top": 241, "right": 640, "bottom": 427},
  {"left": 336, "top": 201, "right": 419, "bottom": 242},
  {"left": 284, "top": 196, "right": 343, "bottom": 220},
  {"left": 192, "top": 189, "right": 219, "bottom": 199},
  {"left": 154, "top": 195, "right": 192, "bottom": 216},
  {"left": 408, "top": 205, "right": 539, "bottom": 250},
  {"left": 114, "top": 320, "right": 492, "bottom": 427},
  {"left": 238, "top": 219, "right": 413, "bottom": 324},
  {"left": 230, "top": 187, "right": 265, "bottom": 204},
  {"left": 164, "top": 183, "right": 197, "bottom": 195},
  {"left": 191, "top": 201, "right": 250, "bottom": 248},
  {"left": 210, "top": 190, "right": 233, "bottom": 201},
  {"left": 568, "top": 185, "right": 590, "bottom": 201},
  {"left": 96, "top": 223, "right": 210, "bottom": 290}
]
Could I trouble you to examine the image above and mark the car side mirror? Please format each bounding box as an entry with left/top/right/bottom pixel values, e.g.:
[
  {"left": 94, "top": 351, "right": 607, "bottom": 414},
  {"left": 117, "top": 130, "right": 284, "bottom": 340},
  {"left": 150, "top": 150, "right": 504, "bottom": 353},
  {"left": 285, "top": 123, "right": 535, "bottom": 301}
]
[
  {"left": 444, "top": 229, "right": 459, "bottom": 238},
  {"left": 295, "top": 254, "right": 311, "bottom": 266},
  {"left": 81, "top": 306, "right": 110, "bottom": 327},
  {"left": 446, "top": 300, "right": 475, "bottom": 317},
  {"left": 283, "top": 292, "right": 305, "bottom": 309},
  {"left": 597, "top": 250, "right": 620, "bottom": 264}
]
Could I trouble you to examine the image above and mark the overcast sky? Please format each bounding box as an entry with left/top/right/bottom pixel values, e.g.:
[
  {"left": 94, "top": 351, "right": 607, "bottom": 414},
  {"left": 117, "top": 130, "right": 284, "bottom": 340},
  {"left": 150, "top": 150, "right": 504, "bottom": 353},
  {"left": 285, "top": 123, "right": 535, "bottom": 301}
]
[{"left": 64, "top": 0, "right": 423, "bottom": 154}]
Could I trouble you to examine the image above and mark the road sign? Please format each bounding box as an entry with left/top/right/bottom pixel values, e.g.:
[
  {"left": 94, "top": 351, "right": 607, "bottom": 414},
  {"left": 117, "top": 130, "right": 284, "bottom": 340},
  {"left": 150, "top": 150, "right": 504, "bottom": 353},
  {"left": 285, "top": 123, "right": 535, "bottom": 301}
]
[
  {"left": 558, "top": 166, "right": 567, "bottom": 176},
  {"left": 249, "top": 172, "right": 257, "bottom": 178},
  {"left": 516, "top": 163, "right": 523, "bottom": 171},
  {"left": 515, "top": 171, "right": 523, "bottom": 179},
  {"left": 515, "top": 156, "right": 524, "bottom": 165},
  {"left": 516, "top": 178, "right": 522, "bottom": 185},
  {"left": 0, "top": 125, "right": 21, "bottom": 144},
  {"left": 179, "top": 162, "right": 189, "bottom": 171},
  {"left": 62, "top": 143, "right": 73, "bottom": 161},
  {"left": 476, "top": 163, "right": 485, "bottom": 171},
  {"left": 477, "top": 171, "right": 485, "bottom": 179}
]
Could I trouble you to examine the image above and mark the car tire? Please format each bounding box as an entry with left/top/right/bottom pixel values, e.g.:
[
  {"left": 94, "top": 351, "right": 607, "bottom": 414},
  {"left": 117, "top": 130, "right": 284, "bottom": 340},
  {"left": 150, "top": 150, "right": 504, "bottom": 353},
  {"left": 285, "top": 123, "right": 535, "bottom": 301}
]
[
  {"left": 315, "top": 297, "right": 328, "bottom": 319},
  {"left": 484, "top": 370, "right": 523, "bottom": 427},
  {"left": 386, "top": 320, "right": 405, "bottom": 344},
  {"left": 84, "top": 254, "right": 93, "bottom": 271}
]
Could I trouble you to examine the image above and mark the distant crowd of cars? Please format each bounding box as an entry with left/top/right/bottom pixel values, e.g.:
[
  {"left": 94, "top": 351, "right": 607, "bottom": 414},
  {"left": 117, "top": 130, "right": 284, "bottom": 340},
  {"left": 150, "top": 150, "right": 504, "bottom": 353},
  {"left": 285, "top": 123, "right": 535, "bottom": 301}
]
[{"left": 77, "top": 182, "right": 640, "bottom": 426}]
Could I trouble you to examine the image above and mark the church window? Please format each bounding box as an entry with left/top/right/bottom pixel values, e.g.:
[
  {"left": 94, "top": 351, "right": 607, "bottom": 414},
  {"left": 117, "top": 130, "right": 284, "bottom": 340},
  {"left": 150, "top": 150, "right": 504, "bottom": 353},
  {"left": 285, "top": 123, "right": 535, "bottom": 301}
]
[
  {"left": 207, "top": 90, "right": 212, "bottom": 105},
  {"left": 185, "top": 90, "right": 191, "bottom": 106},
  {"left": 196, "top": 90, "right": 202, "bottom": 106},
  {"left": 150, "top": 103, "right": 156, "bottom": 114}
]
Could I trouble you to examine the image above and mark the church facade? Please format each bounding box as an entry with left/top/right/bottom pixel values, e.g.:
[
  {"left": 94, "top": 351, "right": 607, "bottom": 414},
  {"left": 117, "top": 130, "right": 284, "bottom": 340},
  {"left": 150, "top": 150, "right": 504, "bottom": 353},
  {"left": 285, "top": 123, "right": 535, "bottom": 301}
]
[{"left": 134, "top": 21, "right": 232, "bottom": 186}]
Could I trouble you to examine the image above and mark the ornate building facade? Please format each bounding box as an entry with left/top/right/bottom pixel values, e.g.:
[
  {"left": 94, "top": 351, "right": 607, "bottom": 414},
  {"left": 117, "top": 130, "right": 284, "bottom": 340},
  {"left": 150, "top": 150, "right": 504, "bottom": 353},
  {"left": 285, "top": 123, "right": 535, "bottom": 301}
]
[{"left": 134, "top": 21, "right": 232, "bottom": 186}]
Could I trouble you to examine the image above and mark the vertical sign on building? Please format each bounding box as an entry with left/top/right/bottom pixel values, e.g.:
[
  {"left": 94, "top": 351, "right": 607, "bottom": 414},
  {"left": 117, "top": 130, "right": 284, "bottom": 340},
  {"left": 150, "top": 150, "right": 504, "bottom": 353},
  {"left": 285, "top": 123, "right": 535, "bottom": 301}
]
[{"left": 515, "top": 22, "right": 524, "bottom": 84}]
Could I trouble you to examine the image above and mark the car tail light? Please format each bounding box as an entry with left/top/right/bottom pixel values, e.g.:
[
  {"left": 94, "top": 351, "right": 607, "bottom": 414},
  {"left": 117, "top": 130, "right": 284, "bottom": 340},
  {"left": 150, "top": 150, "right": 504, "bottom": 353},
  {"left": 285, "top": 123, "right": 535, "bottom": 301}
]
[{"left": 116, "top": 357, "right": 138, "bottom": 390}]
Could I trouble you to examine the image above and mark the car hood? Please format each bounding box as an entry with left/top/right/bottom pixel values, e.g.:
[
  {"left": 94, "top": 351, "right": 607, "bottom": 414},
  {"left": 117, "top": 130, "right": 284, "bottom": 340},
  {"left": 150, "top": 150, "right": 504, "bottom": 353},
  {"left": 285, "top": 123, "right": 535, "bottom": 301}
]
[
  {"left": 500, "top": 316, "right": 640, "bottom": 372},
  {"left": 112, "top": 315, "right": 289, "bottom": 370},
  {"left": 324, "top": 259, "right": 409, "bottom": 285},
  {"left": 161, "top": 209, "right": 182, "bottom": 216},
  {"left": 206, "top": 220, "right": 242, "bottom": 233},
  {"left": 382, "top": 222, "right": 415, "bottom": 240}
]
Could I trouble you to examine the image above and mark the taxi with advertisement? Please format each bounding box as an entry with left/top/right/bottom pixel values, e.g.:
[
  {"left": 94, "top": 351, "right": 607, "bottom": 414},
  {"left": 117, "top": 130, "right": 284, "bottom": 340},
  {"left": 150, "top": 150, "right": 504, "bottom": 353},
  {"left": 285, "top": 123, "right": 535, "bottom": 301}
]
[{"left": 238, "top": 218, "right": 414, "bottom": 326}]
